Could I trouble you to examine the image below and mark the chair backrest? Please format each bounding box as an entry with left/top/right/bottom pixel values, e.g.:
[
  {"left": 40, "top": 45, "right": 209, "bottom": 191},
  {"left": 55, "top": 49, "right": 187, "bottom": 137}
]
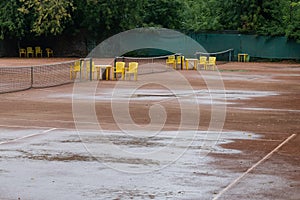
[
  {"left": 167, "top": 55, "right": 175, "bottom": 60},
  {"left": 45, "top": 48, "right": 53, "bottom": 53},
  {"left": 27, "top": 47, "right": 33, "bottom": 52},
  {"left": 35, "top": 46, "right": 42, "bottom": 52},
  {"left": 208, "top": 56, "right": 216, "bottom": 64},
  {"left": 116, "top": 62, "right": 125, "bottom": 71},
  {"left": 199, "top": 56, "right": 207, "bottom": 64},
  {"left": 19, "top": 48, "right": 26, "bottom": 53},
  {"left": 128, "top": 62, "right": 138, "bottom": 72}
]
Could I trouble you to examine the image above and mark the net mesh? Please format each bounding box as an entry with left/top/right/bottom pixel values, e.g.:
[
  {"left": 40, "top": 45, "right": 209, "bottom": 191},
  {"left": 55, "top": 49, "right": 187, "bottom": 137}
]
[
  {"left": 32, "top": 62, "right": 73, "bottom": 88},
  {"left": 0, "top": 60, "right": 77, "bottom": 94},
  {"left": 115, "top": 54, "right": 177, "bottom": 75},
  {"left": 195, "top": 49, "right": 234, "bottom": 64},
  {"left": 0, "top": 67, "right": 32, "bottom": 93}
]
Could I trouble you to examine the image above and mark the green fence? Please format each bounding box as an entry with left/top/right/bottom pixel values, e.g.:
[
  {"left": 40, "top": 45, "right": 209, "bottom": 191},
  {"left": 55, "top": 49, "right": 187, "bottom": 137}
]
[
  {"left": 1, "top": 32, "right": 300, "bottom": 59},
  {"left": 189, "top": 33, "right": 300, "bottom": 60}
]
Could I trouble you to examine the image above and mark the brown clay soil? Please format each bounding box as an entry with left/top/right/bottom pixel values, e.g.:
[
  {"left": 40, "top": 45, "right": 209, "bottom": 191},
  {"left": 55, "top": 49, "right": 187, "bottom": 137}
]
[{"left": 0, "top": 58, "right": 299, "bottom": 199}]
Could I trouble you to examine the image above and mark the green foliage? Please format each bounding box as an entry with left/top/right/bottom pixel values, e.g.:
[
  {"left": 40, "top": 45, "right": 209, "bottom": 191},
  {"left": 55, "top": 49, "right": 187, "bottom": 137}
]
[
  {"left": 255, "top": 0, "right": 287, "bottom": 36},
  {"left": 18, "top": 0, "right": 74, "bottom": 36},
  {"left": 285, "top": 0, "right": 300, "bottom": 42},
  {"left": 183, "top": 0, "right": 221, "bottom": 31},
  {"left": 71, "top": 0, "right": 145, "bottom": 39},
  {"left": 0, "top": 0, "right": 25, "bottom": 39},
  {"left": 0, "top": 0, "right": 299, "bottom": 43},
  {"left": 182, "top": 0, "right": 300, "bottom": 42},
  {"left": 142, "top": 0, "right": 187, "bottom": 29}
]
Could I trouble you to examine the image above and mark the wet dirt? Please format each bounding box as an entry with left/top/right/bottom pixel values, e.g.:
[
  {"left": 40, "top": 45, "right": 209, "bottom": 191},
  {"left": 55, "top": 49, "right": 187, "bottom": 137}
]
[{"left": 0, "top": 59, "right": 299, "bottom": 199}]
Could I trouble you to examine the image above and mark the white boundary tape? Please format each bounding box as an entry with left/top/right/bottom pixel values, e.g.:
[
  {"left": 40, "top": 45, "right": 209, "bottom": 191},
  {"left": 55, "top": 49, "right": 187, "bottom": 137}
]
[
  {"left": 212, "top": 133, "right": 296, "bottom": 200},
  {"left": 0, "top": 128, "right": 57, "bottom": 145}
]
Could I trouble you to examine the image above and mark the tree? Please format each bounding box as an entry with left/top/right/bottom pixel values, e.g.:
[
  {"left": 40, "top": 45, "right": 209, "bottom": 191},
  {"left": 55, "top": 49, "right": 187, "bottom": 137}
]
[
  {"left": 1, "top": 0, "right": 299, "bottom": 46},
  {"left": 18, "top": 0, "right": 74, "bottom": 36},
  {"left": 71, "top": 0, "right": 145, "bottom": 40},
  {"left": 213, "top": 0, "right": 288, "bottom": 36},
  {"left": 255, "top": 0, "right": 287, "bottom": 36},
  {"left": 182, "top": 0, "right": 221, "bottom": 32},
  {"left": 142, "top": 0, "right": 187, "bottom": 30},
  {"left": 285, "top": 0, "right": 300, "bottom": 42},
  {"left": 0, "top": 0, "right": 25, "bottom": 39}
]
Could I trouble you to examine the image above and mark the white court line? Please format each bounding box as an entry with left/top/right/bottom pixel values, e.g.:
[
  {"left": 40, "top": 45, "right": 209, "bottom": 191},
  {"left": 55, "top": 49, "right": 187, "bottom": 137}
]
[
  {"left": 0, "top": 117, "right": 78, "bottom": 124},
  {"left": 0, "top": 124, "right": 283, "bottom": 142},
  {"left": 0, "top": 128, "right": 57, "bottom": 145},
  {"left": 212, "top": 133, "right": 296, "bottom": 200},
  {"left": 0, "top": 124, "right": 65, "bottom": 131}
]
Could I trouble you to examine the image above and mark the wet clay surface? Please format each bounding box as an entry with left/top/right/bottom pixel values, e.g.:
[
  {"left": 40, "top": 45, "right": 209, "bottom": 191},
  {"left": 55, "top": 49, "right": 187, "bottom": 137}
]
[{"left": 0, "top": 59, "right": 299, "bottom": 199}]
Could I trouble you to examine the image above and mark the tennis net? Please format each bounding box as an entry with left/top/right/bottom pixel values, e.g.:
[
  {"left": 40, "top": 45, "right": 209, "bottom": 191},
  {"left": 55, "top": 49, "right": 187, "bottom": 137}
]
[
  {"left": 114, "top": 54, "right": 179, "bottom": 75},
  {"left": 0, "top": 60, "right": 77, "bottom": 94},
  {"left": 195, "top": 49, "right": 234, "bottom": 64}
]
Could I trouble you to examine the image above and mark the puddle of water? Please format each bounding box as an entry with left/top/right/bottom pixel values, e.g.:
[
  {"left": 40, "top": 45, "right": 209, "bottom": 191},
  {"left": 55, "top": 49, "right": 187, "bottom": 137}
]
[
  {"left": 0, "top": 127, "right": 51, "bottom": 143},
  {"left": 195, "top": 73, "right": 280, "bottom": 82},
  {"left": 0, "top": 128, "right": 260, "bottom": 199},
  {"left": 50, "top": 88, "right": 277, "bottom": 106}
]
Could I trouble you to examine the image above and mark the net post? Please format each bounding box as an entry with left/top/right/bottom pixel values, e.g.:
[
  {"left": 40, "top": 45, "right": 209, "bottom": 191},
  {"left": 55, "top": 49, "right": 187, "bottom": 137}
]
[
  {"left": 174, "top": 54, "right": 178, "bottom": 70},
  {"left": 31, "top": 66, "right": 34, "bottom": 88},
  {"left": 89, "top": 58, "right": 93, "bottom": 81},
  {"left": 114, "top": 57, "right": 117, "bottom": 80},
  {"left": 79, "top": 59, "right": 82, "bottom": 80},
  {"left": 181, "top": 54, "right": 183, "bottom": 70}
]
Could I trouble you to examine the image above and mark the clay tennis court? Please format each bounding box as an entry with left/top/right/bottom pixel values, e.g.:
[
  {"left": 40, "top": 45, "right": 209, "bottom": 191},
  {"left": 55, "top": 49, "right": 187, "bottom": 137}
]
[{"left": 0, "top": 58, "right": 299, "bottom": 199}]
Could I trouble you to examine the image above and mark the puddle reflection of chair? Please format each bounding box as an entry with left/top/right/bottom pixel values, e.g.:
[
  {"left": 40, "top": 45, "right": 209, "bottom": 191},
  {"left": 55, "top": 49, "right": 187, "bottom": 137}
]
[
  {"left": 19, "top": 48, "right": 26, "bottom": 58},
  {"left": 26, "top": 47, "right": 34, "bottom": 58},
  {"left": 114, "top": 62, "right": 125, "bottom": 80},
  {"left": 35, "top": 46, "right": 43, "bottom": 57},
  {"left": 125, "top": 62, "right": 138, "bottom": 81}
]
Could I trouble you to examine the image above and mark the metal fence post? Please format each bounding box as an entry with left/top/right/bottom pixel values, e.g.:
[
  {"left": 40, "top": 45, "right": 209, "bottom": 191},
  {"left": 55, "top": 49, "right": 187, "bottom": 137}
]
[{"left": 90, "top": 58, "right": 92, "bottom": 81}]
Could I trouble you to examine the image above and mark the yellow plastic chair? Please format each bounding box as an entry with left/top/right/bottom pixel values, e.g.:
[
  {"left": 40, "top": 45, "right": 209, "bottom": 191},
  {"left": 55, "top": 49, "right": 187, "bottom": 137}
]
[
  {"left": 35, "top": 46, "right": 42, "bottom": 57},
  {"left": 86, "top": 60, "right": 97, "bottom": 80},
  {"left": 114, "top": 62, "right": 125, "bottom": 80},
  {"left": 166, "top": 55, "right": 175, "bottom": 69},
  {"left": 125, "top": 62, "right": 138, "bottom": 81},
  {"left": 26, "top": 47, "right": 34, "bottom": 58},
  {"left": 45, "top": 48, "right": 53, "bottom": 57},
  {"left": 207, "top": 57, "right": 216, "bottom": 70},
  {"left": 19, "top": 48, "right": 26, "bottom": 58},
  {"left": 70, "top": 60, "right": 82, "bottom": 80},
  {"left": 198, "top": 56, "right": 207, "bottom": 70}
]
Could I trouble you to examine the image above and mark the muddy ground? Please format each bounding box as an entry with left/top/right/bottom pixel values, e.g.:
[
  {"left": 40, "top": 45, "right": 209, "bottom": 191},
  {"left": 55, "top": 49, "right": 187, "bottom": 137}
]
[{"left": 0, "top": 58, "right": 299, "bottom": 200}]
